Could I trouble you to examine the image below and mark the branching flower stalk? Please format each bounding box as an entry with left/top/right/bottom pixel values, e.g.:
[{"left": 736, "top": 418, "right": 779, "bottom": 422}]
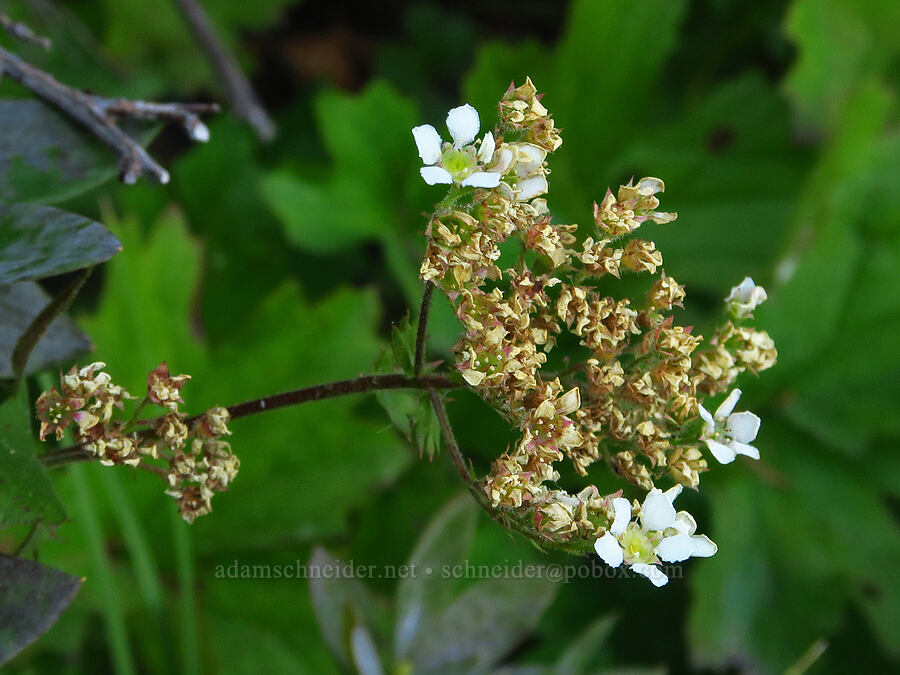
[
  {"left": 38, "top": 372, "right": 456, "bottom": 466},
  {"left": 33, "top": 79, "right": 776, "bottom": 587},
  {"left": 413, "top": 78, "right": 777, "bottom": 586},
  {"left": 36, "top": 362, "right": 237, "bottom": 522}
]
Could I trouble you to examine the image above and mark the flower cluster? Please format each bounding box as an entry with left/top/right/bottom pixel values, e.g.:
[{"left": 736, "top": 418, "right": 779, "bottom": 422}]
[
  {"left": 36, "top": 361, "right": 239, "bottom": 523},
  {"left": 413, "top": 78, "right": 777, "bottom": 586}
]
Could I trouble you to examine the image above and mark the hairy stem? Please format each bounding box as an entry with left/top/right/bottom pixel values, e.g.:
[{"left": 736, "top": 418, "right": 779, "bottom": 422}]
[
  {"left": 40, "top": 373, "right": 457, "bottom": 467},
  {"left": 414, "top": 281, "right": 434, "bottom": 376},
  {"left": 429, "top": 390, "right": 590, "bottom": 555}
]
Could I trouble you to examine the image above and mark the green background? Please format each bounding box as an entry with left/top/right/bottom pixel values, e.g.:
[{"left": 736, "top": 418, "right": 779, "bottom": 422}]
[{"left": 1, "top": 0, "right": 899, "bottom": 672}]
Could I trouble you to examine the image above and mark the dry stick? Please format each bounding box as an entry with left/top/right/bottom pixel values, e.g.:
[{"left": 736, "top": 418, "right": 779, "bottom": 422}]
[
  {"left": 171, "top": 0, "right": 276, "bottom": 141},
  {"left": 0, "top": 47, "right": 219, "bottom": 183},
  {"left": 413, "top": 281, "right": 434, "bottom": 376},
  {"left": 0, "top": 14, "right": 51, "bottom": 49},
  {"left": 40, "top": 373, "right": 457, "bottom": 467}
]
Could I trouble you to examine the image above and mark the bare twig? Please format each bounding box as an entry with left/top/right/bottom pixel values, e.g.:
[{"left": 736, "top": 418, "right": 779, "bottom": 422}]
[
  {"left": 0, "top": 14, "right": 51, "bottom": 49},
  {"left": 414, "top": 281, "right": 434, "bottom": 376},
  {"left": 40, "top": 373, "right": 458, "bottom": 467},
  {"left": 0, "top": 46, "right": 219, "bottom": 183},
  {"left": 171, "top": 0, "right": 276, "bottom": 141}
]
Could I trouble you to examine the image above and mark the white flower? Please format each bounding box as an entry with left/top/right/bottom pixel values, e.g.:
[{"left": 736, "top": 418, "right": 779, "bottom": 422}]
[
  {"left": 593, "top": 486, "right": 717, "bottom": 587},
  {"left": 699, "top": 388, "right": 761, "bottom": 464},
  {"left": 726, "top": 277, "right": 768, "bottom": 319},
  {"left": 412, "top": 104, "right": 501, "bottom": 188}
]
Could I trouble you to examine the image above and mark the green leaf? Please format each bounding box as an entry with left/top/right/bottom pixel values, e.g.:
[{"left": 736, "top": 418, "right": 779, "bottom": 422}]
[
  {"left": 689, "top": 415, "right": 900, "bottom": 669},
  {"left": 205, "top": 575, "right": 339, "bottom": 674},
  {"left": 758, "top": 215, "right": 862, "bottom": 374},
  {"left": 10, "top": 267, "right": 92, "bottom": 383},
  {"left": 79, "top": 213, "right": 412, "bottom": 550},
  {"left": 465, "top": 0, "right": 687, "bottom": 219},
  {"left": 394, "top": 495, "right": 478, "bottom": 659},
  {"left": 0, "top": 555, "right": 82, "bottom": 666},
  {"left": 0, "top": 201, "right": 121, "bottom": 284},
  {"left": 552, "top": 0, "right": 687, "bottom": 178},
  {"left": 390, "top": 315, "right": 417, "bottom": 377},
  {"left": 686, "top": 473, "right": 772, "bottom": 670},
  {"left": 411, "top": 394, "right": 442, "bottom": 461},
  {"left": 375, "top": 389, "right": 443, "bottom": 460},
  {"left": 784, "top": 0, "right": 900, "bottom": 131},
  {"left": 410, "top": 576, "right": 558, "bottom": 674},
  {"left": 609, "top": 74, "right": 809, "bottom": 290},
  {"left": 98, "top": 0, "right": 296, "bottom": 98},
  {"left": 260, "top": 81, "right": 421, "bottom": 255},
  {"left": 0, "top": 385, "right": 66, "bottom": 530},
  {"left": 0, "top": 282, "right": 91, "bottom": 379},
  {"left": 207, "top": 616, "right": 309, "bottom": 675},
  {"left": 0, "top": 100, "right": 123, "bottom": 204},
  {"left": 171, "top": 118, "right": 291, "bottom": 339},
  {"left": 554, "top": 614, "right": 618, "bottom": 675}
]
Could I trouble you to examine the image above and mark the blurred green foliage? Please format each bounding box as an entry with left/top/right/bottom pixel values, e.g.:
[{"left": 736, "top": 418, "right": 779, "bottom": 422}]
[{"left": 1, "top": 0, "right": 899, "bottom": 673}]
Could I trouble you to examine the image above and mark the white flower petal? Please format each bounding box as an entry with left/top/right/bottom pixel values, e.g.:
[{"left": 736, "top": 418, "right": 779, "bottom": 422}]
[
  {"left": 715, "top": 389, "right": 742, "bottom": 419},
  {"left": 656, "top": 533, "right": 697, "bottom": 563},
  {"left": 673, "top": 511, "right": 697, "bottom": 535},
  {"left": 491, "top": 147, "right": 514, "bottom": 175},
  {"left": 516, "top": 175, "right": 548, "bottom": 201},
  {"left": 412, "top": 125, "right": 442, "bottom": 165},
  {"left": 630, "top": 563, "right": 668, "bottom": 587},
  {"left": 610, "top": 498, "right": 632, "bottom": 535},
  {"left": 664, "top": 484, "right": 683, "bottom": 504},
  {"left": 446, "top": 104, "right": 479, "bottom": 147},
  {"left": 636, "top": 177, "right": 665, "bottom": 195},
  {"left": 420, "top": 166, "right": 454, "bottom": 185},
  {"left": 706, "top": 439, "right": 736, "bottom": 464},
  {"left": 477, "top": 131, "right": 495, "bottom": 164},
  {"left": 594, "top": 532, "right": 624, "bottom": 567},
  {"left": 461, "top": 369, "right": 485, "bottom": 386},
  {"left": 690, "top": 534, "right": 718, "bottom": 558},
  {"left": 461, "top": 171, "right": 501, "bottom": 188},
  {"left": 730, "top": 441, "right": 760, "bottom": 460},
  {"left": 698, "top": 404, "right": 715, "bottom": 430},
  {"left": 514, "top": 143, "right": 547, "bottom": 176},
  {"left": 727, "top": 277, "right": 756, "bottom": 302},
  {"left": 641, "top": 489, "right": 677, "bottom": 532},
  {"left": 726, "top": 411, "right": 760, "bottom": 443}
]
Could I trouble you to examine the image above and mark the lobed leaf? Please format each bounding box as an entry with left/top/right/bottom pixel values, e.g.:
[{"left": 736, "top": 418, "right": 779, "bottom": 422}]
[
  {"left": 0, "top": 555, "right": 82, "bottom": 666},
  {"left": 0, "top": 385, "right": 66, "bottom": 531},
  {"left": 0, "top": 201, "right": 121, "bottom": 285}
]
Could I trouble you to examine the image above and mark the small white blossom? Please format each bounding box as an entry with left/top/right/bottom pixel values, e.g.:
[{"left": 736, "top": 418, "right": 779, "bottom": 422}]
[
  {"left": 593, "top": 486, "right": 717, "bottom": 587},
  {"left": 412, "top": 104, "right": 501, "bottom": 188},
  {"left": 699, "top": 388, "right": 761, "bottom": 464},
  {"left": 726, "top": 277, "right": 768, "bottom": 319}
]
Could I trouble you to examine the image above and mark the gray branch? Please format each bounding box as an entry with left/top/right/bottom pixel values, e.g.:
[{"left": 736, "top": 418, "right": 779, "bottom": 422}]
[
  {"left": 0, "top": 13, "right": 51, "bottom": 49},
  {"left": 0, "top": 46, "right": 219, "bottom": 184},
  {"left": 172, "top": 0, "right": 276, "bottom": 141}
]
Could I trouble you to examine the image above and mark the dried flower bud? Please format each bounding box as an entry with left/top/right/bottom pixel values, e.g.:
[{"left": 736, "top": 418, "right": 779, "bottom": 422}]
[
  {"left": 648, "top": 273, "right": 685, "bottom": 309},
  {"left": 193, "top": 406, "right": 232, "bottom": 439},
  {"left": 622, "top": 240, "right": 663, "bottom": 274},
  {"left": 36, "top": 388, "right": 83, "bottom": 441},
  {"left": 147, "top": 361, "right": 190, "bottom": 411},
  {"left": 156, "top": 412, "right": 189, "bottom": 450}
]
